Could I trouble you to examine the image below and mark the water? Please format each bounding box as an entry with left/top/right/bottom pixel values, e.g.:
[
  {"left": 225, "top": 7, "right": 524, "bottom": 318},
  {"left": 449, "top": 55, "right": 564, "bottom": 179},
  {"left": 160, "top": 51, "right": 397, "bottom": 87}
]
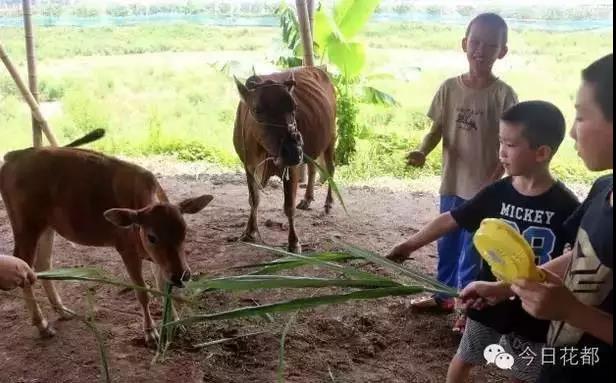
[{"left": 0, "top": 12, "right": 612, "bottom": 31}]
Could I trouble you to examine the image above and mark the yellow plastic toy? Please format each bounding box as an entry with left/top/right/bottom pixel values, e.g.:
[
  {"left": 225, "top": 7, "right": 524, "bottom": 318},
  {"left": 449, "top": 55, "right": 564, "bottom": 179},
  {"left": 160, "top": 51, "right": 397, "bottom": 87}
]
[{"left": 473, "top": 218, "right": 546, "bottom": 283}]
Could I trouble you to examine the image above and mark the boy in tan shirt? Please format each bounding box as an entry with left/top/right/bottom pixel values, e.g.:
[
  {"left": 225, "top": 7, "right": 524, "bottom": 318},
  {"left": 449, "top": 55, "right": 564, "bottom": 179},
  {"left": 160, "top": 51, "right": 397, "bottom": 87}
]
[{"left": 392, "top": 13, "right": 518, "bottom": 331}]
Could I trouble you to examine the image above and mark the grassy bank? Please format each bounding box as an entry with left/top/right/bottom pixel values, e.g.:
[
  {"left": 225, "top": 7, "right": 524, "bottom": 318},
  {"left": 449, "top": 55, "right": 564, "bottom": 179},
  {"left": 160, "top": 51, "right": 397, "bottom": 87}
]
[{"left": 0, "top": 23, "right": 612, "bottom": 183}]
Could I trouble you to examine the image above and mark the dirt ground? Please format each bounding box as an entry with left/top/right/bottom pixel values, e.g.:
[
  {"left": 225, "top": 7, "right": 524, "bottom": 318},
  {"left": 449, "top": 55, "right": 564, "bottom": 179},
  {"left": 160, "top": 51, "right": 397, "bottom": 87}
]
[{"left": 0, "top": 164, "right": 542, "bottom": 383}]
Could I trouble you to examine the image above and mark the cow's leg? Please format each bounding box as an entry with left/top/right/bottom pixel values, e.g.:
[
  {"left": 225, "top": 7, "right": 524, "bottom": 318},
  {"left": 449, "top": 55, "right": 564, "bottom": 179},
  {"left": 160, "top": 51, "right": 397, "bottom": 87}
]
[
  {"left": 296, "top": 162, "right": 316, "bottom": 210},
  {"left": 323, "top": 143, "right": 336, "bottom": 214},
  {"left": 283, "top": 167, "right": 301, "bottom": 253},
  {"left": 117, "top": 245, "right": 158, "bottom": 348},
  {"left": 15, "top": 227, "right": 55, "bottom": 338},
  {"left": 35, "top": 228, "right": 75, "bottom": 320},
  {"left": 240, "top": 169, "right": 262, "bottom": 243}
]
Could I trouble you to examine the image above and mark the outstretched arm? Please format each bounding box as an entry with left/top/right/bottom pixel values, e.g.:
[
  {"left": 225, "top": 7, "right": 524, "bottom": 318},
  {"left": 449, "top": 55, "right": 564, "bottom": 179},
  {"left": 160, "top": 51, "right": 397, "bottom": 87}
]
[{"left": 386, "top": 212, "right": 459, "bottom": 263}]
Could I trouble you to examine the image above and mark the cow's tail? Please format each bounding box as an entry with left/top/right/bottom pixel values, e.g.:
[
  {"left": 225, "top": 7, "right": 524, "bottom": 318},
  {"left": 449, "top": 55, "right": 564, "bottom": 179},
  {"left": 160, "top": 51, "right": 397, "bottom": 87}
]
[
  {"left": 3, "top": 129, "right": 106, "bottom": 163},
  {"left": 64, "top": 129, "right": 106, "bottom": 148}
]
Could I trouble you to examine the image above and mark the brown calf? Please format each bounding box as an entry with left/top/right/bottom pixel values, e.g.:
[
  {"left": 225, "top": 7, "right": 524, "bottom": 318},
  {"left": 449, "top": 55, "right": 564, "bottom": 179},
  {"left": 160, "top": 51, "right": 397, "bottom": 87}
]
[
  {"left": 0, "top": 132, "right": 213, "bottom": 346},
  {"left": 233, "top": 66, "right": 336, "bottom": 253}
]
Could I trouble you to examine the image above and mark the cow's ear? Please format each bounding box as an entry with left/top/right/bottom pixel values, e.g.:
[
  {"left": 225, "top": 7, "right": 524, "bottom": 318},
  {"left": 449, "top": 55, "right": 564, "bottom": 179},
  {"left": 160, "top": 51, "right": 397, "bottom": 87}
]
[
  {"left": 284, "top": 72, "right": 296, "bottom": 93},
  {"left": 104, "top": 209, "right": 139, "bottom": 228},
  {"left": 234, "top": 76, "right": 250, "bottom": 104},
  {"left": 178, "top": 194, "right": 214, "bottom": 215}
]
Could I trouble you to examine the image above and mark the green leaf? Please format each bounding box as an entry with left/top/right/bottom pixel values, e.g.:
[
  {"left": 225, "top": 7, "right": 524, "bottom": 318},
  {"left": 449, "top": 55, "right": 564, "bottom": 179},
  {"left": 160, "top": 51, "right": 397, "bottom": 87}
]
[
  {"left": 303, "top": 153, "right": 348, "bottom": 214},
  {"left": 186, "top": 275, "right": 400, "bottom": 292},
  {"left": 313, "top": 7, "right": 337, "bottom": 55},
  {"left": 235, "top": 252, "right": 361, "bottom": 275},
  {"left": 155, "top": 283, "right": 175, "bottom": 359},
  {"left": 84, "top": 288, "right": 111, "bottom": 383},
  {"left": 243, "top": 243, "right": 385, "bottom": 282},
  {"left": 278, "top": 312, "right": 298, "bottom": 383},
  {"left": 333, "top": 0, "right": 382, "bottom": 39},
  {"left": 326, "top": 38, "right": 366, "bottom": 79},
  {"left": 335, "top": 240, "right": 459, "bottom": 297},
  {"left": 360, "top": 86, "right": 400, "bottom": 106},
  {"left": 37, "top": 267, "right": 177, "bottom": 299},
  {"left": 192, "top": 331, "right": 266, "bottom": 349},
  {"left": 170, "top": 286, "right": 427, "bottom": 327}
]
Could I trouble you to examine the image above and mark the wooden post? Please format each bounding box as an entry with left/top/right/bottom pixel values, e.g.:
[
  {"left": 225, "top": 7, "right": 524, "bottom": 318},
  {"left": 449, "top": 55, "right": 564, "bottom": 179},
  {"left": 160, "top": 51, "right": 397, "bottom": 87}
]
[
  {"left": 295, "top": 0, "right": 314, "bottom": 67},
  {"left": 22, "top": 0, "right": 43, "bottom": 147},
  {"left": 307, "top": 0, "right": 314, "bottom": 35},
  {"left": 0, "top": 43, "right": 58, "bottom": 146},
  {"left": 295, "top": 0, "right": 315, "bottom": 182}
]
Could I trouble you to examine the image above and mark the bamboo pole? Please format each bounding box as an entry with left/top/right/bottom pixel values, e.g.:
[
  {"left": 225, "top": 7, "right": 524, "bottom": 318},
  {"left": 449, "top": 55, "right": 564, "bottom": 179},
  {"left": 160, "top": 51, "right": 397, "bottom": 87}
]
[
  {"left": 295, "top": 0, "right": 316, "bottom": 182},
  {"left": 307, "top": 0, "right": 314, "bottom": 35},
  {"left": 22, "top": 0, "right": 46, "bottom": 147},
  {"left": 295, "top": 0, "right": 314, "bottom": 67},
  {"left": 0, "top": 43, "right": 59, "bottom": 147}
]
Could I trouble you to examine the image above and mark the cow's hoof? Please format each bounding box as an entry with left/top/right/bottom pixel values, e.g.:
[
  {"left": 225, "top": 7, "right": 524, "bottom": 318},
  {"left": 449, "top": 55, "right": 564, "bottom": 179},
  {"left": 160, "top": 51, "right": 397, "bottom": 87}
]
[
  {"left": 56, "top": 306, "right": 76, "bottom": 321},
  {"left": 288, "top": 243, "right": 302, "bottom": 254},
  {"left": 145, "top": 328, "right": 160, "bottom": 349},
  {"left": 38, "top": 323, "right": 56, "bottom": 339},
  {"left": 239, "top": 231, "right": 262, "bottom": 243},
  {"left": 296, "top": 199, "right": 313, "bottom": 210}
]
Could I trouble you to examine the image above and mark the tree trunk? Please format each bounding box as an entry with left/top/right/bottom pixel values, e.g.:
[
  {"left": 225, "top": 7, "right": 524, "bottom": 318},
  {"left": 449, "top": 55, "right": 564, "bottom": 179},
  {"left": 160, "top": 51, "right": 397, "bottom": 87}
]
[{"left": 22, "top": 0, "right": 43, "bottom": 147}]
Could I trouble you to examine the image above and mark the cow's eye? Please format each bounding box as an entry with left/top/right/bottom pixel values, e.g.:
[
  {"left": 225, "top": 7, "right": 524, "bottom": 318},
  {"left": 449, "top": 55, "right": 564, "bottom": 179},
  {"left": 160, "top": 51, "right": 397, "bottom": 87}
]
[{"left": 147, "top": 233, "right": 158, "bottom": 245}]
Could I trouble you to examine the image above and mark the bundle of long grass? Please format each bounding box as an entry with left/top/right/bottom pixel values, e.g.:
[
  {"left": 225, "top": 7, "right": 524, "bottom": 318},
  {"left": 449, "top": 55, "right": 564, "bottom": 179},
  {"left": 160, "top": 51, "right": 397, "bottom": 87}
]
[
  {"left": 29, "top": 241, "right": 454, "bottom": 382},
  {"left": 172, "top": 240, "right": 457, "bottom": 326}
]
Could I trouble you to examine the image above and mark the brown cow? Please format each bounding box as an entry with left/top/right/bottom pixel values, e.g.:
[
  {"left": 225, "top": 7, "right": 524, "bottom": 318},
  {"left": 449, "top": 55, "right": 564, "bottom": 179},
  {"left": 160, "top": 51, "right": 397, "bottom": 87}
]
[
  {"left": 0, "top": 131, "right": 213, "bottom": 347},
  {"left": 233, "top": 66, "right": 336, "bottom": 253}
]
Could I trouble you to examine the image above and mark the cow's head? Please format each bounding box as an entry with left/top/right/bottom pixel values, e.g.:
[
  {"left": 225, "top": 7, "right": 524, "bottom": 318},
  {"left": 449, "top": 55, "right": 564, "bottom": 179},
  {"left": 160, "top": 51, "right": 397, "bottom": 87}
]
[
  {"left": 235, "top": 73, "right": 304, "bottom": 167},
  {"left": 103, "top": 194, "right": 214, "bottom": 287}
]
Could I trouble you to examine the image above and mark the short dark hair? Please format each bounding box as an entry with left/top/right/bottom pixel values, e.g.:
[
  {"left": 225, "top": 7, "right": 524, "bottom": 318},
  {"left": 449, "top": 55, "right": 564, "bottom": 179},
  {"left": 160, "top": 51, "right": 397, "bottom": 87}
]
[
  {"left": 501, "top": 101, "right": 566, "bottom": 154},
  {"left": 582, "top": 53, "right": 613, "bottom": 122},
  {"left": 465, "top": 13, "right": 508, "bottom": 45}
]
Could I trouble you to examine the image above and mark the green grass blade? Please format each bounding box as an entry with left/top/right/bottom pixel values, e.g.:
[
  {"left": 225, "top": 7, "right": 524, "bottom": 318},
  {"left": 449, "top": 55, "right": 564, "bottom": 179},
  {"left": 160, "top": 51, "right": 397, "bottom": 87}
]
[
  {"left": 186, "top": 274, "right": 400, "bottom": 292},
  {"left": 278, "top": 311, "right": 298, "bottom": 383},
  {"left": 84, "top": 287, "right": 111, "bottom": 383},
  {"left": 335, "top": 240, "right": 458, "bottom": 297},
  {"left": 245, "top": 243, "right": 390, "bottom": 282},
  {"left": 303, "top": 153, "right": 348, "bottom": 214},
  {"left": 328, "top": 365, "right": 336, "bottom": 382},
  {"left": 169, "top": 286, "right": 428, "bottom": 327},
  {"left": 155, "top": 283, "right": 174, "bottom": 361},
  {"left": 37, "top": 267, "right": 186, "bottom": 300},
  {"left": 191, "top": 331, "right": 267, "bottom": 349},
  {"left": 232, "top": 251, "right": 361, "bottom": 275}
]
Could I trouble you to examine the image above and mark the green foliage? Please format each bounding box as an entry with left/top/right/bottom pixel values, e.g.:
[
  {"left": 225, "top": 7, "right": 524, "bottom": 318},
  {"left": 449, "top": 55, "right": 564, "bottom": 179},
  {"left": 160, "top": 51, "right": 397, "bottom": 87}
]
[
  {"left": 334, "top": 80, "right": 359, "bottom": 166},
  {"left": 314, "top": 0, "right": 381, "bottom": 78},
  {"left": 0, "top": 22, "right": 610, "bottom": 185}
]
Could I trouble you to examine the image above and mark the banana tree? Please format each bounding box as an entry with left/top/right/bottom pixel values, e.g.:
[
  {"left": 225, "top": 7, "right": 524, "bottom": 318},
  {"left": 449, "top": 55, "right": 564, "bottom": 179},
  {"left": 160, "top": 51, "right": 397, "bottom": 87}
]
[{"left": 275, "top": 0, "right": 397, "bottom": 165}]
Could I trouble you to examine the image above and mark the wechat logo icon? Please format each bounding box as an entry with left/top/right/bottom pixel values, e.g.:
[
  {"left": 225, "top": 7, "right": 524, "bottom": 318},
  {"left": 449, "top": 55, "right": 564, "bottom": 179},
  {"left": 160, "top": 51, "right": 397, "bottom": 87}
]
[{"left": 484, "top": 344, "right": 514, "bottom": 370}]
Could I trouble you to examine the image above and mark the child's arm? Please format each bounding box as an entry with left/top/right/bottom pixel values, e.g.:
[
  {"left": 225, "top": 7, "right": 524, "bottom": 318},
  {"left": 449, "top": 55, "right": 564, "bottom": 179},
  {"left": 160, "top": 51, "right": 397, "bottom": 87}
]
[
  {"left": 386, "top": 212, "right": 458, "bottom": 262},
  {"left": 538, "top": 246, "right": 573, "bottom": 279},
  {"left": 406, "top": 122, "right": 442, "bottom": 167},
  {"left": 512, "top": 270, "right": 613, "bottom": 346},
  {"left": 0, "top": 256, "right": 36, "bottom": 291}
]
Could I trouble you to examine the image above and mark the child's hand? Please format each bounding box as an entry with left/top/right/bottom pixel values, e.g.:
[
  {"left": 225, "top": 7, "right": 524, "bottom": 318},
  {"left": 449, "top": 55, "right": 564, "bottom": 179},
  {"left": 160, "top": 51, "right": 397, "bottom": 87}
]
[
  {"left": 511, "top": 269, "right": 579, "bottom": 321},
  {"left": 0, "top": 256, "right": 36, "bottom": 291},
  {"left": 459, "top": 281, "right": 513, "bottom": 309},
  {"left": 385, "top": 241, "right": 416, "bottom": 263},
  {"left": 406, "top": 151, "right": 426, "bottom": 167}
]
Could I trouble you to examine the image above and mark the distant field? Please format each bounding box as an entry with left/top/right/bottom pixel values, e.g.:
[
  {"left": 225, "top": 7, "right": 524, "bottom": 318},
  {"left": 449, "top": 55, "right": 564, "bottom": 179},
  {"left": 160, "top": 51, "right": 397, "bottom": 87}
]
[{"left": 0, "top": 23, "right": 612, "bottom": 183}]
